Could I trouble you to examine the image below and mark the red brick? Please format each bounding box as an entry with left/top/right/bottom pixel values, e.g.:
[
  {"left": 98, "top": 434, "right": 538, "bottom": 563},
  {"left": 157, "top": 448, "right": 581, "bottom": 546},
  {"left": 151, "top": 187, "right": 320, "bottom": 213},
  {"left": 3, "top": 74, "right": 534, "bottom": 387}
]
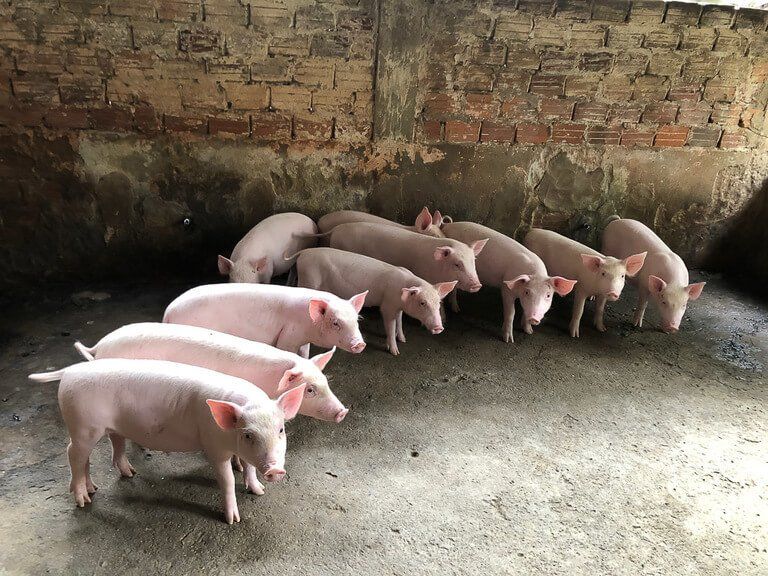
[
  {"left": 465, "top": 93, "right": 499, "bottom": 119},
  {"left": 539, "top": 98, "right": 575, "bottom": 120},
  {"left": 532, "top": 21, "right": 568, "bottom": 48},
  {"left": 687, "top": 126, "right": 722, "bottom": 148},
  {"left": 495, "top": 70, "right": 531, "bottom": 97},
  {"left": 226, "top": 84, "right": 269, "bottom": 111},
  {"left": 470, "top": 41, "right": 507, "bottom": 66},
  {"left": 515, "top": 123, "right": 549, "bottom": 144},
  {"left": 505, "top": 47, "right": 540, "bottom": 70},
  {"left": 423, "top": 93, "right": 455, "bottom": 118},
  {"left": 294, "top": 115, "right": 333, "bottom": 141},
  {"left": 647, "top": 53, "right": 684, "bottom": 77},
  {"left": 495, "top": 13, "right": 533, "bottom": 42},
  {"left": 703, "top": 77, "right": 736, "bottom": 103},
  {"left": 565, "top": 75, "right": 600, "bottom": 98},
  {"left": 654, "top": 125, "right": 689, "bottom": 147},
  {"left": 334, "top": 116, "right": 372, "bottom": 143},
  {"left": 719, "top": 129, "right": 748, "bottom": 149},
  {"left": 573, "top": 102, "right": 608, "bottom": 123},
  {"left": 633, "top": 75, "right": 669, "bottom": 101},
  {"left": 710, "top": 102, "right": 741, "bottom": 126},
  {"left": 664, "top": 2, "right": 701, "bottom": 26},
  {"left": 586, "top": 125, "right": 621, "bottom": 145},
  {"left": 629, "top": 0, "right": 665, "bottom": 24},
  {"left": 677, "top": 102, "right": 712, "bottom": 125},
  {"left": 641, "top": 102, "right": 678, "bottom": 124},
  {"left": 608, "top": 102, "right": 644, "bottom": 124},
  {"left": 500, "top": 96, "right": 539, "bottom": 121},
  {"left": 158, "top": 1, "right": 201, "bottom": 22},
  {"left": 134, "top": 106, "right": 160, "bottom": 134},
  {"left": 251, "top": 58, "right": 291, "bottom": 83},
  {"left": 179, "top": 28, "right": 222, "bottom": 54},
  {"left": 555, "top": 0, "right": 593, "bottom": 21},
  {"left": 456, "top": 65, "right": 495, "bottom": 92},
  {"left": 591, "top": 0, "right": 631, "bottom": 22},
  {"left": 569, "top": 23, "right": 607, "bottom": 49},
  {"left": 529, "top": 74, "right": 566, "bottom": 97},
  {"left": 251, "top": 112, "right": 291, "bottom": 141},
  {"left": 0, "top": 105, "right": 45, "bottom": 127},
  {"left": 601, "top": 75, "right": 633, "bottom": 100},
  {"left": 480, "top": 122, "right": 515, "bottom": 143},
  {"left": 540, "top": 51, "right": 578, "bottom": 73},
  {"left": 164, "top": 114, "right": 208, "bottom": 134},
  {"left": 607, "top": 27, "right": 646, "bottom": 49},
  {"left": 620, "top": 128, "right": 655, "bottom": 147},
  {"left": 90, "top": 107, "right": 133, "bottom": 131},
  {"left": 209, "top": 116, "right": 249, "bottom": 136},
  {"left": 551, "top": 123, "right": 585, "bottom": 144},
  {"left": 713, "top": 30, "right": 748, "bottom": 55},
  {"left": 643, "top": 28, "right": 680, "bottom": 50},
  {"left": 58, "top": 75, "right": 104, "bottom": 105},
  {"left": 580, "top": 52, "right": 614, "bottom": 73},
  {"left": 44, "top": 108, "right": 90, "bottom": 129},
  {"left": 700, "top": 6, "right": 734, "bottom": 27},
  {"left": 423, "top": 120, "right": 442, "bottom": 142},
  {"left": 445, "top": 121, "right": 480, "bottom": 143},
  {"left": 270, "top": 86, "right": 312, "bottom": 113},
  {"left": 667, "top": 82, "right": 702, "bottom": 102},
  {"left": 680, "top": 28, "right": 716, "bottom": 51}
]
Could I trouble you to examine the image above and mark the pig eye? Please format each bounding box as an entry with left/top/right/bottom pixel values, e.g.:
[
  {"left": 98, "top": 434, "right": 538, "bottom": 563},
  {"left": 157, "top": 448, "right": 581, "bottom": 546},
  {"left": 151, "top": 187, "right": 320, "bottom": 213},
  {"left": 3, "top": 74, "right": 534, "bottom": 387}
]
[
  {"left": 546, "top": 293, "right": 552, "bottom": 299},
  {"left": 601, "top": 272, "right": 606, "bottom": 277},
  {"left": 306, "top": 386, "right": 317, "bottom": 397},
  {"left": 278, "top": 427, "right": 284, "bottom": 434},
  {"left": 525, "top": 289, "right": 530, "bottom": 296},
  {"left": 621, "top": 274, "right": 625, "bottom": 278},
  {"left": 454, "top": 263, "right": 461, "bottom": 269},
  {"left": 332, "top": 319, "right": 340, "bottom": 328},
  {"left": 244, "top": 432, "right": 253, "bottom": 440},
  {"left": 420, "top": 301, "right": 426, "bottom": 307}
]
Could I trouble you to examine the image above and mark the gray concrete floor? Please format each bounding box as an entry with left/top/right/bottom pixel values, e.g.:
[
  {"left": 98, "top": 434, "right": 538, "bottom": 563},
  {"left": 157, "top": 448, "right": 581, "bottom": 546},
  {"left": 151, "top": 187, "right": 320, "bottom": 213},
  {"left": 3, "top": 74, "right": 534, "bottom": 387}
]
[{"left": 0, "top": 275, "right": 766, "bottom": 575}]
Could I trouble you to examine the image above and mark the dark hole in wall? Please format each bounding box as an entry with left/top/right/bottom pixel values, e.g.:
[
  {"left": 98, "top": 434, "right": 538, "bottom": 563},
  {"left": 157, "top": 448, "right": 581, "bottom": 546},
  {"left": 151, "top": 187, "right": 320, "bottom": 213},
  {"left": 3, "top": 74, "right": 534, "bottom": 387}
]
[{"left": 704, "top": 176, "right": 768, "bottom": 299}]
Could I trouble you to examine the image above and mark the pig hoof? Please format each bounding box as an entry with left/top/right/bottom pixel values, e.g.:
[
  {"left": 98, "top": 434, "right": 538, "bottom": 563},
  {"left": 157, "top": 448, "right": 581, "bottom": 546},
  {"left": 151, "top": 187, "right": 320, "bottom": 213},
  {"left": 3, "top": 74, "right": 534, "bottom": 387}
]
[
  {"left": 72, "top": 487, "right": 92, "bottom": 507},
  {"left": 388, "top": 346, "right": 400, "bottom": 356},
  {"left": 86, "top": 480, "right": 99, "bottom": 494},
  {"left": 246, "top": 481, "right": 265, "bottom": 496},
  {"left": 503, "top": 333, "right": 513, "bottom": 343},
  {"left": 595, "top": 323, "right": 607, "bottom": 333},
  {"left": 523, "top": 326, "right": 533, "bottom": 335},
  {"left": 397, "top": 335, "right": 406, "bottom": 343}
]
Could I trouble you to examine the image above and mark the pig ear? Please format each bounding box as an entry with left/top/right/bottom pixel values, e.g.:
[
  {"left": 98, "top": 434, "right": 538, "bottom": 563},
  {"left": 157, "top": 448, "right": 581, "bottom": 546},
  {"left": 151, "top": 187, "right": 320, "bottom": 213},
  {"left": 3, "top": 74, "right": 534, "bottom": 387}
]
[
  {"left": 686, "top": 282, "right": 706, "bottom": 301},
  {"left": 434, "top": 281, "right": 457, "bottom": 299},
  {"left": 206, "top": 399, "right": 243, "bottom": 430},
  {"left": 401, "top": 286, "right": 421, "bottom": 303},
  {"left": 434, "top": 246, "right": 453, "bottom": 261},
  {"left": 250, "top": 256, "right": 269, "bottom": 272},
  {"left": 503, "top": 274, "right": 530, "bottom": 292},
  {"left": 648, "top": 275, "right": 666, "bottom": 294},
  {"left": 470, "top": 238, "right": 488, "bottom": 256},
  {"left": 624, "top": 251, "right": 647, "bottom": 277},
  {"left": 276, "top": 384, "right": 306, "bottom": 421},
  {"left": 415, "top": 207, "right": 432, "bottom": 231},
  {"left": 277, "top": 368, "right": 304, "bottom": 392},
  {"left": 581, "top": 254, "right": 604, "bottom": 272},
  {"left": 551, "top": 276, "right": 578, "bottom": 296},
  {"left": 349, "top": 291, "right": 368, "bottom": 313},
  {"left": 432, "top": 210, "right": 443, "bottom": 227},
  {"left": 218, "top": 255, "right": 234, "bottom": 275},
  {"left": 310, "top": 347, "right": 336, "bottom": 371},
  {"left": 308, "top": 299, "right": 329, "bottom": 323}
]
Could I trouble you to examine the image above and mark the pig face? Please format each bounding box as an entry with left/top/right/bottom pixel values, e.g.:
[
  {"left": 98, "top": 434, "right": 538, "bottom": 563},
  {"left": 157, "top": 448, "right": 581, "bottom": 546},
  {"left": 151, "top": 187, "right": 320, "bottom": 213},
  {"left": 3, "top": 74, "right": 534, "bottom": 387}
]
[
  {"left": 580, "top": 252, "right": 646, "bottom": 300},
  {"left": 206, "top": 384, "right": 305, "bottom": 482},
  {"left": 648, "top": 276, "right": 705, "bottom": 333},
  {"left": 401, "top": 281, "right": 457, "bottom": 334},
  {"left": 218, "top": 255, "right": 272, "bottom": 284},
  {"left": 309, "top": 292, "right": 368, "bottom": 353},
  {"left": 433, "top": 240, "right": 487, "bottom": 292},
  {"left": 413, "top": 206, "right": 447, "bottom": 238},
  {"left": 277, "top": 348, "right": 348, "bottom": 423},
  {"left": 504, "top": 275, "right": 577, "bottom": 325}
]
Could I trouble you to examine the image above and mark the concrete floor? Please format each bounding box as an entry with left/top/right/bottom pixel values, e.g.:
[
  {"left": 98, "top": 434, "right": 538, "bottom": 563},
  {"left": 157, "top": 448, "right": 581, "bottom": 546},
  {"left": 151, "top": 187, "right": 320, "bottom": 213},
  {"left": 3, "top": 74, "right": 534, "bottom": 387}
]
[{"left": 0, "top": 274, "right": 766, "bottom": 575}]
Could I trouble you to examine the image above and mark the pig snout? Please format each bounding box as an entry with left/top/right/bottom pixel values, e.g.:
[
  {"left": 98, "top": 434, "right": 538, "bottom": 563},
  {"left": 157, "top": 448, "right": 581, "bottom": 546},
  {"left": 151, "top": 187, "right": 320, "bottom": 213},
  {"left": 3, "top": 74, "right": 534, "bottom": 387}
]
[
  {"left": 263, "top": 467, "right": 286, "bottom": 482},
  {"left": 350, "top": 340, "right": 366, "bottom": 353},
  {"left": 335, "top": 408, "right": 349, "bottom": 423},
  {"left": 466, "top": 279, "right": 482, "bottom": 292},
  {"left": 662, "top": 323, "right": 679, "bottom": 334},
  {"left": 606, "top": 291, "right": 620, "bottom": 301},
  {"left": 431, "top": 326, "right": 444, "bottom": 334},
  {"left": 528, "top": 317, "right": 541, "bottom": 326}
]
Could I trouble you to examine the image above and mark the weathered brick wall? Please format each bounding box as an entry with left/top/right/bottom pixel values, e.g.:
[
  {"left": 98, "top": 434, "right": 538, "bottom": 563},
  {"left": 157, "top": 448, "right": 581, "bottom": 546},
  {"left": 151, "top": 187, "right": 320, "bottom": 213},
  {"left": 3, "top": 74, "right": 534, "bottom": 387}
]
[
  {"left": 0, "top": 0, "right": 375, "bottom": 141},
  {"left": 0, "top": 0, "right": 767, "bottom": 289},
  {"left": 416, "top": 1, "right": 768, "bottom": 151}
]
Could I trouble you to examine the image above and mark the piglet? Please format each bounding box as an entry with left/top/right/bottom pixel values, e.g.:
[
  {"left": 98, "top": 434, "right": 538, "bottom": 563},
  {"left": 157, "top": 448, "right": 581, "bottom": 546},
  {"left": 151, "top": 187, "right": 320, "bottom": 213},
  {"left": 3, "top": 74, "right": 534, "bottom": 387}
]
[
  {"left": 292, "top": 247, "right": 456, "bottom": 355},
  {"left": 164, "top": 283, "right": 367, "bottom": 357},
  {"left": 218, "top": 212, "right": 317, "bottom": 283},
  {"left": 321, "top": 222, "right": 487, "bottom": 294},
  {"left": 29, "top": 359, "right": 305, "bottom": 524},
  {"left": 602, "top": 217, "right": 705, "bottom": 333},
  {"left": 524, "top": 229, "right": 646, "bottom": 337},
  {"left": 318, "top": 207, "right": 448, "bottom": 238},
  {"left": 443, "top": 222, "right": 577, "bottom": 342}
]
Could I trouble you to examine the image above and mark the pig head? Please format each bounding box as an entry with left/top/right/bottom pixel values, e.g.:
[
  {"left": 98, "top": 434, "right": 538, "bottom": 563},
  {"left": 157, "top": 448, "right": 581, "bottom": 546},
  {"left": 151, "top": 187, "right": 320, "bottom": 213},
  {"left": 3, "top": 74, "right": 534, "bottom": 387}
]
[
  {"left": 648, "top": 276, "right": 705, "bottom": 333},
  {"left": 309, "top": 291, "right": 368, "bottom": 353},
  {"left": 277, "top": 348, "right": 348, "bottom": 423},
  {"left": 580, "top": 252, "right": 647, "bottom": 300},
  {"left": 218, "top": 255, "right": 271, "bottom": 284},
  {"left": 433, "top": 240, "right": 487, "bottom": 292},
  {"left": 401, "top": 281, "right": 457, "bottom": 334},
  {"left": 504, "top": 275, "right": 577, "bottom": 325}
]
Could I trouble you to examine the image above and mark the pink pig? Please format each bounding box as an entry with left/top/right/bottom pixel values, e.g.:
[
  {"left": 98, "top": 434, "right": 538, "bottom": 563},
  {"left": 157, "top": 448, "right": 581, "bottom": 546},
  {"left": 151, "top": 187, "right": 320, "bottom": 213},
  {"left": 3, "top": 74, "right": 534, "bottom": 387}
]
[
  {"left": 524, "top": 229, "right": 646, "bottom": 337},
  {"left": 29, "top": 359, "right": 305, "bottom": 524},
  {"left": 443, "top": 222, "right": 577, "bottom": 342},
  {"left": 321, "top": 222, "right": 487, "bottom": 293},
  {"left": 218, "top": 212, "right": 318, "bottom": 284},
  {"left": 318, "top": 207, "right": 448, "bottom": 238},
  {"left": 164, "top": 283, "right": 367, "bottom": 357},
  {"left": 602, "top": 217, "right": 705, "bottom": 333},
  {"left": 293, "top": 247, "right": 456, "bottom": 355}
]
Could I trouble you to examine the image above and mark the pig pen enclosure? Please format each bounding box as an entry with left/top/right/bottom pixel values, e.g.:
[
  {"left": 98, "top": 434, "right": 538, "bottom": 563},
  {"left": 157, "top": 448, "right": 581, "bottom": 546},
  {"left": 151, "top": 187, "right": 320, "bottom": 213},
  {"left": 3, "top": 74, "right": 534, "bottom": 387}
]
[{"left": 1, "top": 0, "right": 768, "bottom": 575}]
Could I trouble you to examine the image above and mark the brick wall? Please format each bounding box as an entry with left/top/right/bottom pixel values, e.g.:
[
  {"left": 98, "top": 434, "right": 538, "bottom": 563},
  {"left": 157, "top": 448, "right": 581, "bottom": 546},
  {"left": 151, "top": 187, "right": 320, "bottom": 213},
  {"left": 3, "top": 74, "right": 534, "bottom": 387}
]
[
  {"left": 417, "top": 0, "right": 768, "bottom": 150},
  {"left": 0, "top": 0, "right": 375, "bottom": 142}
]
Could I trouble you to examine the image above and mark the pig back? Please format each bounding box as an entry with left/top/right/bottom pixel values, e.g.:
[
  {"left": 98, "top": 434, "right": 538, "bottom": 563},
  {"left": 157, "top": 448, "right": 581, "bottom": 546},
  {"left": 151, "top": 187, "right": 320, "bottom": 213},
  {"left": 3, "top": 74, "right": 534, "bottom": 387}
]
[
  {"left": 444, "top": 222, "right": 544, "bottom": 286},
  {"left": 232, "top": 213, "right": 317, "bottom": 276},
  {"left": 602, "top": 218, "right": 669, "bottom": 260},
  {"left": 318, "top": 211, "right": 406, "bottom": 233},
  {"left": 524, "top": 229, "right": 601, "bottom": 280}
]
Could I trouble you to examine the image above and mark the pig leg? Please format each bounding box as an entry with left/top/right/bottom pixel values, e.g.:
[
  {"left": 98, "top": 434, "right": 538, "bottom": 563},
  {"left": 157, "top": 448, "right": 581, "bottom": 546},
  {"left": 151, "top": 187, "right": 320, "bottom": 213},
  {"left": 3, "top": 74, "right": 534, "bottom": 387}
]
[
  {"left": 569, "top": 289, "right": 588, "bottom": 338},
  {"left": 212, "top": 457, "right": 240, "bottom": 524},
  {"left": 242, "top": 463, "right": 265, "bottom": 495},
  {"left": 521, "top": 317, "right": 534, "bottom": 335},
  {"left": 501, "top": 289, "right": 516, "bottom": 343},
  {"left": 66, "top": 432, "right": 102, "bottom": 507},
  {"left": 633, "top": 292, "right": 648, "bottom": 328},
  {"left": 381, "top": 308, "right": 400, "bottom": 356},
  {"left": 109, "top": 433, "right": 136, "bottom": 477},
  {"left": 449, "top": 290, "right": 460, "bottom": 313},
  {"left": 396, "top": 311, "right": 406, "bottom": 343},
  {"left": 231, "top": 455, "right": 243, "bottom": 472},
  {"left": 593, "top": 295, "right": 608, "bottom": 332}
]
